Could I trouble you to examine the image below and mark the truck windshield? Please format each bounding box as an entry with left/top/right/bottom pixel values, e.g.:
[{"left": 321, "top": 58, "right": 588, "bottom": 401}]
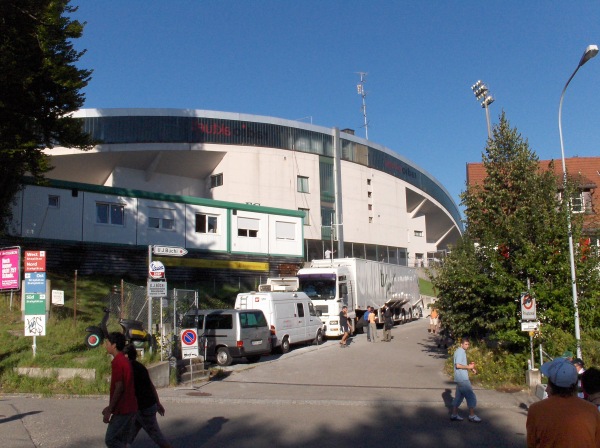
[{"left": 298, "top": 276, "right": 336, "bottom": 300}]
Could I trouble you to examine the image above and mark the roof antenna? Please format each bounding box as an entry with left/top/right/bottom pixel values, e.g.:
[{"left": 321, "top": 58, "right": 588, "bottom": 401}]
[{"left": 356, "top": 72, "right": 369, "bottom": 140}]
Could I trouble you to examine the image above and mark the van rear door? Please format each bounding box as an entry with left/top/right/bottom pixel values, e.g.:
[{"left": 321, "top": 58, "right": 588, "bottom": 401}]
[{"left": 239, "top": 310, "right": 270, "bottom": 354}]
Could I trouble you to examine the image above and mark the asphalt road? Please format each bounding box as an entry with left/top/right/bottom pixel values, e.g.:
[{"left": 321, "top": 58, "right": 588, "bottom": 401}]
[{"left": 0, "top": 318, "right": 538, "bottom": 447}]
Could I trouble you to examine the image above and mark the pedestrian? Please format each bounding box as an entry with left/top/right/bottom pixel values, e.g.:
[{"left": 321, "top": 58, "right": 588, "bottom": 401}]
[
  {"left": 363, "top": 307, "right": 371, "bottom": 341},
  {"left": 450, "top": 337, "right": 481, "bottom": 423},
  {"left": 382, "top": 306, "right": 393, "bottom": 342},
  {"left": 368, "top": 306, "right": 378, "bottom": 342},
  {"left": 573, "top": 358, "right": 587, "bottom": 399},
  {"left": 581, "top": 367, "right": 600, "bottom": 411},
  {"left": 102, "top": 332, "right": 138, "bottom": 448},
  {"left": 125, "top": 344, "right": 172, "bottom": 448},
  {"left": 429, "top": 308, "right": 439, "bottom": 334},
  {"left": 339, "top": 306, "right": 350, "bottom": 347},
  {"left": 526, "top": 358, "right": 600, "bottom": 447}
]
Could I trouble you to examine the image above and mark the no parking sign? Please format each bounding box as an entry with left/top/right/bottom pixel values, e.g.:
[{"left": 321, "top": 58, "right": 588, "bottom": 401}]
[{"left": 180, "top": 328, "right": 199, "bottom": 359}]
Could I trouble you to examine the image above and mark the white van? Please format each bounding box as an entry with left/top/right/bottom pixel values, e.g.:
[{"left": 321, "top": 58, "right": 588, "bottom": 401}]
[{"left": 235, "top": 291, "right": 324, "bottom": 353}]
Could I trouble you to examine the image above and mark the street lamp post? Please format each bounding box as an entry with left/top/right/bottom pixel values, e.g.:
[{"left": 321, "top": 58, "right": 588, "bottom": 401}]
[
  {"left": 558, "top": 44, "right": 599, "bottom": 360},
  {"left": 471, "top": 80, "right": 495, "bottom": 139}
]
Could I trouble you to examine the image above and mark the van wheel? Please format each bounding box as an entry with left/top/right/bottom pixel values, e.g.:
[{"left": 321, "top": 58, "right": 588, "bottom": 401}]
[
  {"left": 216, "top": 347, "right": 233, "bottom": 366},
  {"left": 315, "top": 329, "right": 324, "bottom": 345},
  {"left": 246, "top": 355, "right": 261, "bottom": 363},
  {"left": 280, "top": 337, "right": 290, "bottom": 354}
]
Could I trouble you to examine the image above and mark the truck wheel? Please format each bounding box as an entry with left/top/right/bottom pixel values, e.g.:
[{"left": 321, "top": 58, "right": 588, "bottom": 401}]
[
  {"left": 85, "top": 333, "right": 103, "bottom": 348},
  {"left": 280, "top": 337, "right": 290, "bottom": 354},
  {"left": 315, "top": 329, "right": 324, "bottom": 345},
  {"left": 246, "top": 355, "right": 261, "bottom": 363},
  {"left": 216, "top": 347, "right": 233, "bottom": 366}
]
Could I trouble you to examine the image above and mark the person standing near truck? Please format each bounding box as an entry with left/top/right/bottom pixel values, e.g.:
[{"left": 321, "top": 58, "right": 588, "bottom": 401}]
[
  {"left": 368, "top": 307, "right": 378, "bottom": 342},
  {"left": 382, "top": 306, "right": 393, "bottom": 342},
  {"left": 339, "top": 306, "right": 350, "bottom": 347}
]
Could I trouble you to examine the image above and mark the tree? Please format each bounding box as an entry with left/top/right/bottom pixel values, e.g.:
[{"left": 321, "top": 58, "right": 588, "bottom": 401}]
[
  {"left": 433, "top": 112, "right": 600, "bottom": 349},
  {"left": 0, "top": 0, "right": 93, "bottom": 232}
]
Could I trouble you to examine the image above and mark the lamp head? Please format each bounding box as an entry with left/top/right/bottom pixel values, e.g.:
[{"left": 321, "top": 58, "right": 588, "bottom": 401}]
[{"left": 579, "top": 44, "right": 599, "bottom": 67}]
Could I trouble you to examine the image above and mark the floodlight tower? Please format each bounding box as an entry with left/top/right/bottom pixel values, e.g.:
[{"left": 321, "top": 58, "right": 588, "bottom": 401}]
[
  {"left": 471, "top": 80, "right": 495, "bottom": 139},
  {"left": 356, "top": 72, "right": 369, "bottom": 140}
]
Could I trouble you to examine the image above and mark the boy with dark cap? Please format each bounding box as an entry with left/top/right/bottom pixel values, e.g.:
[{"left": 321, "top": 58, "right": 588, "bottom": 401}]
[{"left": 526, "top": 358, "right": 600, "bottom": 447}]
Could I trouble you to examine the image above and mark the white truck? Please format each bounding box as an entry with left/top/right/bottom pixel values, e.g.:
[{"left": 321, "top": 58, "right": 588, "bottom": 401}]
[
  {"left": 234, "top": 291, "right": 324, "bottom": 353},
  {"left": 296, "top": 258, "right": 420, "bottom": 338}
]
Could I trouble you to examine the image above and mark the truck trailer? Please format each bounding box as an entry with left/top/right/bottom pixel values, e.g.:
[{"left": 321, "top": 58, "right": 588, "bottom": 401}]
[{"left": 296, "top": 258, "right": 420, "bottom": 338}]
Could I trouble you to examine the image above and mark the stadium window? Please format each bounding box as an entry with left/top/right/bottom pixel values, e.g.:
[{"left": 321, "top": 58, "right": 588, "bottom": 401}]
[
  {"left": 299, "top": 208, "right": 310, "bottom": 225},
  {"left": 210, "top": 173, "right": 223, "bottom": 188},
  {"left": 297, "top": 176, "right": 309, "bottom": 193},
  {"left": 96, "top": 202, "right": 125, "bottom": 226},
  {"left": 414, "top": 230, "right": 423, "bottom": 237},
  {"left": 195, "top": 213, "right": 218, "bottom": 233}
]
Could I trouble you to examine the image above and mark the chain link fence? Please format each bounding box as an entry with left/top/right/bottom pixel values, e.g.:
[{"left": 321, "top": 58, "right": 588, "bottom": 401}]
[{"left": 106, "top": 281, "right": 198, "bottom": 360}]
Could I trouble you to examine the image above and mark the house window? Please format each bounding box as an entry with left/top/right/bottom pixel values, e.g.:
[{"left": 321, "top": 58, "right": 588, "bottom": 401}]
[
  {"left": 210, "top": 173, "right": 223, "bottom": 188},
  {"left": 414, "top": 230, "right": 423, "bottom": 237},
  {"left": 48, "top": 195, "right": 60, "bottom": 208},
  {"left": 275, "top": 221, "right": 295, "bottom": 240},
  {"left": 299, "top": 208, "right": 310, "bottom": 225},
  {"left": 148, "top": 217, "right": 174, "bottom": 230},
  {"left": 96, "top": 202, "right": 125, "bottom": 226},
  {"left": 368, "top": 204, "right": 373, "bottom": 211},
  {"left": 195, "top": 213, "right": 218, "bottom": 233},
  {"left": 238, "top": 217, "right": 259, "bottom": 237},
  {"left": 297, "top": 176, "right": 309, "bottom": 193},
  {"left": 571, "top": 191, "right": 592, "bottom": 214}
]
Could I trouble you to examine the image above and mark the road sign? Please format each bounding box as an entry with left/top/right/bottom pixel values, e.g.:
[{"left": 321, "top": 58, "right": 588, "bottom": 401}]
[
  {"left": 24, "top": 251, "right": 46, "bottom": 273},
  {"left": 25, "top": 272, "right": 46, "bottom": 294},
  {"left": 25, "top": 293, "right": 46, "bottom": 315},
  {"left": 153, "top": 245, "right": 188, "bottom": 256},
  {"left": 52, "top": 290, "right": 64, "bottom": 306},
  {"left": 521, "top": 321, "right": 540, "bottom": 332},
  {"left": 180, "top": 328, "right": 199, "bottom": 359},
  {"left": 520, "top": 292, "right": 536, "bottom": 321},
  {"left": 148, "top": 279, "right": 167, "bottom": 297}
]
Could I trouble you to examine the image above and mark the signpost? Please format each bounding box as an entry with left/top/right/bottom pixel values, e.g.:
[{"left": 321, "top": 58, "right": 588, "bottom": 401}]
[
  {"left": 24, "top": 250, "right": 47, "bottom": 356},
  {"left": 153, "top": 246, "right": 188, "bottom": 257}
]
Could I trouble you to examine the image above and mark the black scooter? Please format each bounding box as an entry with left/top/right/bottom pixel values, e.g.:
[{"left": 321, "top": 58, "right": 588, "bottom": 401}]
[{"left": 85, "top": 308, "right": 153, "bottom": 349}]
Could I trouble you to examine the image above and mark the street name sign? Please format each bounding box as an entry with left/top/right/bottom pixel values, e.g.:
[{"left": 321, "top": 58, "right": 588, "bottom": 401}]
[{"left": 153, "top": 246, "right": 188, "bottom": 256}]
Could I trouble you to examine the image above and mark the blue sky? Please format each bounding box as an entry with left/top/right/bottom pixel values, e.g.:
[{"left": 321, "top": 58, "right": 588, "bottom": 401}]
[{"left": 71, "top": 1, "right": 600, "bottom": 215}]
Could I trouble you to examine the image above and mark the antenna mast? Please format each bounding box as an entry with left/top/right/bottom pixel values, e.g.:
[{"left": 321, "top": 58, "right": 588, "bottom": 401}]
[{"left": 356, "top": 72, "right": 369, "bottom": 140}]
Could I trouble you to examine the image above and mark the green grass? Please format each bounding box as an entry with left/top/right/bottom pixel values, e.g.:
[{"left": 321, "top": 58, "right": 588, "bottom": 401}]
[
  {"left": 419, "top": 277, "right": 436, "bottom": 296},
  {"left": 0, "top": 272, "right": 241, "bottom": 395}
]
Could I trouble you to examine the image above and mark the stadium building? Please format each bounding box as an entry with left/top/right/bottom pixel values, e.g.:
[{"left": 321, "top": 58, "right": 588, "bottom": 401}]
[{"left": 7, "top": 109, "right": 463, "bottom": 280}]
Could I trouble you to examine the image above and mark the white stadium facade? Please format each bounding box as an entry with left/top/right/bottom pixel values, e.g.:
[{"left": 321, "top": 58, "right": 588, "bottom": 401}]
[{"left": 7, "top": 109, "right": 463, "bottom": 282}]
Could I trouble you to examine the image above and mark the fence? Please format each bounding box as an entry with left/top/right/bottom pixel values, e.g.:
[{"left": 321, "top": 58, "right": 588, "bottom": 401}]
[{"left": 107, "top": 281, "right": 198, "bottom": 360}]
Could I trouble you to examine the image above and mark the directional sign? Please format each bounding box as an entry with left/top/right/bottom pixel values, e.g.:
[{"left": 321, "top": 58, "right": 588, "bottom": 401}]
[
  {"left": 180, "top": 328, "right": 199, "bottom": 359},
  {"left": 25, "top": 293, "right": 46, "bottom": 315},
  {"left": 25, "top": 272, "right": 46, "bottom": 294},
  {"left": 24, "top": 251, "right": 46, "bottom": 273},
  {"left": 153, "top": 245, "right": 188, "bottom": 257},
  {"left": 521, "top": 321, "right": 540, "bottom": 332}
]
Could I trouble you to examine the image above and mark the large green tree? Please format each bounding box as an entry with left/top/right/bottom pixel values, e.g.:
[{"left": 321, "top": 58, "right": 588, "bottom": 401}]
[
  {"left": 0, "top": 0, "right": 92, "bottom": 232},
  {"left": 433, "top": 112, "right": 600, "bottom": 349}
]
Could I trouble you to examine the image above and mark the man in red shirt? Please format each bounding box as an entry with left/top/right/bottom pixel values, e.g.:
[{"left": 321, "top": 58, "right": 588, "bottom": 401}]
[
  {"left": 526, "top": 357, "right": 600, "bottom": 447},
  {"left": 102, "top": 332, "right": 138, "bottom": 448}
]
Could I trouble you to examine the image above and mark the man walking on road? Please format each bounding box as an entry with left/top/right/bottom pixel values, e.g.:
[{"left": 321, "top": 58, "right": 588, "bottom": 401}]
[
  {"left": 102, "top": 332, "right": 138, "bottom": 448},
  {"left": 450, "top": 337, "right": 481, "bottom": 423}
]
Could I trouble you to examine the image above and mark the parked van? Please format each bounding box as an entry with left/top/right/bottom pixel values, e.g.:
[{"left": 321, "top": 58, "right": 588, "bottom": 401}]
[
  {"left": 180, "top": 309, "right": 271, "bottom": 366},
  {"left": 234, "top": 291, "right": 324, "bottom": 353}
]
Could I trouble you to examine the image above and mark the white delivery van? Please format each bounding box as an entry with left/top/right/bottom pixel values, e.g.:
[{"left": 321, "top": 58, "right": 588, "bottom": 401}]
[{"left": 235, "top": 291, "right": 324, "bottom": 353}]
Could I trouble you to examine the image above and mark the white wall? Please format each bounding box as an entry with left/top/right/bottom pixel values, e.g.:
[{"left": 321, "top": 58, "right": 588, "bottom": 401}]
[{"left": 185, "top": 205, "right": 228, "bottom": 251}]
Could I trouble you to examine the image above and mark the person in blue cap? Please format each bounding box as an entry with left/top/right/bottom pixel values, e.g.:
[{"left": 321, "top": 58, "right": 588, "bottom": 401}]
[{"left": 526, "top": 357, "right": 600, "bottom": 447}]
